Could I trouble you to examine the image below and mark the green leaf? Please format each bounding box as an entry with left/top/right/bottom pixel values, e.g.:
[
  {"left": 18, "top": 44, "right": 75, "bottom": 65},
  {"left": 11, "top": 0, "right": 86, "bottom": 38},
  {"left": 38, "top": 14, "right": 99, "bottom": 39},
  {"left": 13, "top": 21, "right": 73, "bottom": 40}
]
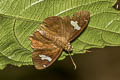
[{"left": 0, "top": 0, "right": 119, "bottom": 69}]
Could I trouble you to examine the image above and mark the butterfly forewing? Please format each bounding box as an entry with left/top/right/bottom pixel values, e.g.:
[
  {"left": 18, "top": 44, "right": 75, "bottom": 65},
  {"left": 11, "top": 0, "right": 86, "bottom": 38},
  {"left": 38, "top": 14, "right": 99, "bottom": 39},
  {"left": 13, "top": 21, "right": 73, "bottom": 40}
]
[
  {"left": 69, "top": 11, "right": 90, "bottom": 41},
  {"left": 41, "top": 11, "right": 90, "bottom": 42},
  {"left": 41, "top": 16, "right": 71, "bottom": 40}
]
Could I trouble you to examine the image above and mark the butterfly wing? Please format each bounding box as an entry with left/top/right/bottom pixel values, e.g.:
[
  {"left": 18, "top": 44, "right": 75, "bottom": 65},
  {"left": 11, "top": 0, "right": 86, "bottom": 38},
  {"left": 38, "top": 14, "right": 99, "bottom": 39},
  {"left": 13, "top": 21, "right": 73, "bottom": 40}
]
[
  {"left": 32, "top": 48, "right": 62, "bottom": 69},
  {"left": 41, "top": 16, "right": 71, "bottom": 40},
  {"left": 41, "top": 11, "right": 90, "bottom": 42},
  {"left": 69, "top": 11, "right": 90, "bottom": 41},
  {"left": 29, "top": 30, "right": 62, "bottom": 69}
]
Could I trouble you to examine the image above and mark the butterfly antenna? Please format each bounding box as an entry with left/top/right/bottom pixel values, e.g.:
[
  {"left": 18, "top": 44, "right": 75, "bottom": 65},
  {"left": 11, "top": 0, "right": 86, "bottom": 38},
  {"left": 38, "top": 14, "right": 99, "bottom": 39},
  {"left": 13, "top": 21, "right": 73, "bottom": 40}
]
[{"left": 68, "top": 51, "right": 77, "bottom": 70}]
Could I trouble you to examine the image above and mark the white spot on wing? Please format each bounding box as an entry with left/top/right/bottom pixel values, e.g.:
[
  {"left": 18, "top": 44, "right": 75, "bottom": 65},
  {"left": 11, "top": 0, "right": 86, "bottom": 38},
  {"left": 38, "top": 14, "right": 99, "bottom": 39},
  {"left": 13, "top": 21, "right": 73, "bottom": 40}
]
[
  {"left": 43, "top": 65, "right": 47, "bottom": 68},
  {"left": 39, "top": 30, "right": 46, "bottom": 36},
  {"left": 71, "top": 21, "right": 81, "bottom": 30},
  {"left": 39, "top": 30, "right": 43, "bottom": 34},
  {"left": 39, "top": 54, "right": 52, "bottom": 62}
]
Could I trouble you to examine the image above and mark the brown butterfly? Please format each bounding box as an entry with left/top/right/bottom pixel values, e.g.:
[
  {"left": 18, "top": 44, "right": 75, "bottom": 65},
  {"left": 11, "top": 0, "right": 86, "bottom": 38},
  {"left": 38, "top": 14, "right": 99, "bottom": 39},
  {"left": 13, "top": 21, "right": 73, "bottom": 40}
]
[{"left": 29, "top": 11, "right": 90, "bottom": 70}]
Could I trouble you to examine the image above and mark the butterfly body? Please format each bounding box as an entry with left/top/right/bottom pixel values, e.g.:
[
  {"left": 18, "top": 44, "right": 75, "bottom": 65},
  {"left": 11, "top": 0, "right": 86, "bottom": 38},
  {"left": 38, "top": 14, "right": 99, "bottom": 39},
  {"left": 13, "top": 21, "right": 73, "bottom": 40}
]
[
  {"left": 29, "top": 11, "right": 90, "bottom": 69},
  {"left": 39, "top": 25, "right": 72, "bottom": 51}
]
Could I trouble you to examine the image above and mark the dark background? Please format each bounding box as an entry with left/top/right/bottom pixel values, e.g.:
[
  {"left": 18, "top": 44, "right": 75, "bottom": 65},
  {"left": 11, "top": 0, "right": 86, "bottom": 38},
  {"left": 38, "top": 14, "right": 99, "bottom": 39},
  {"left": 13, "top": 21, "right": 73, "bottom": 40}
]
[{"left": 0, "top": 47, "right": 120, "bottom": 80}]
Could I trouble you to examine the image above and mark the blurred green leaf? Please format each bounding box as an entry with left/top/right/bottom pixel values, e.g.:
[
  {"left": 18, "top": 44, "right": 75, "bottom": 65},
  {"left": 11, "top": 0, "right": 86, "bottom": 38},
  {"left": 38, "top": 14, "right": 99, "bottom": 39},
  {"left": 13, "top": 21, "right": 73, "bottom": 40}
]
[{"left": 0, "top": 0, "right": 119, "bottom": 69}]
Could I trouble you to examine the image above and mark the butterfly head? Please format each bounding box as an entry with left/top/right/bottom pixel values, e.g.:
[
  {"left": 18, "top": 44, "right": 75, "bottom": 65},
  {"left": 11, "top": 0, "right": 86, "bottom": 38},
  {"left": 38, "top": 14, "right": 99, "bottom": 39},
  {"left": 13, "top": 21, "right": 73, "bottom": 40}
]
[{"left": 65, "top": 43, "right": 72, "bottom": 52}]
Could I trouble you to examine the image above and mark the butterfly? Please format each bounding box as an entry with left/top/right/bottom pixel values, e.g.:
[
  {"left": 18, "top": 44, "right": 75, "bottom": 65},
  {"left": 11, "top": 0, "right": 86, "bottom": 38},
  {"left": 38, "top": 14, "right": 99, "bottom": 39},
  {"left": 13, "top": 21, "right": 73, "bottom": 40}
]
[{"left": 29, "top": 11, "right": 90, "bottom": 70}]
